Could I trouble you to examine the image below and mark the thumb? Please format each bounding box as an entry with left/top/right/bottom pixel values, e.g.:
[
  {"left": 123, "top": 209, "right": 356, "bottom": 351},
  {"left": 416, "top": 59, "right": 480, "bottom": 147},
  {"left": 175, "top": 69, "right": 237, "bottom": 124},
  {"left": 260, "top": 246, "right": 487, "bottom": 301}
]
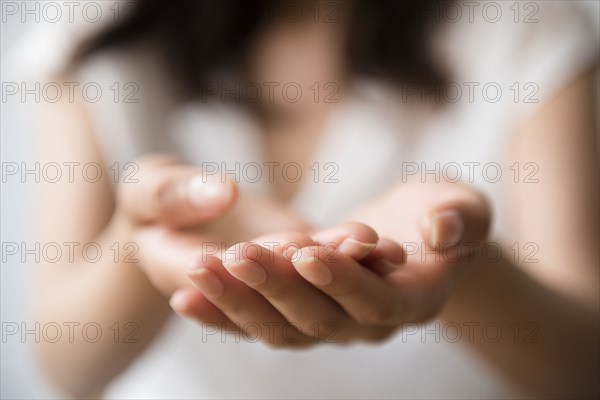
[
  {"left": 117, "top": 155, "right": 237, "bottom": 228},
  {"left": 421, "top": 189, "right": 491, "bottom": 253}
]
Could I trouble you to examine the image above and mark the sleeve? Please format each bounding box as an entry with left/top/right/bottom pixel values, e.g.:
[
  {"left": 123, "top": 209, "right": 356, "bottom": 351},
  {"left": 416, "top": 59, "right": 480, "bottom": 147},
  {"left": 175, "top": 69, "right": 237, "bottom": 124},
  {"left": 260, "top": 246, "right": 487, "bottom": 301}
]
[
  {"left": 6, "top": 5, "right": 113, "bottom": 82},
  {"left": 509, "top": 1, "right": 599, "bottom": 120},
  {"left": 6, "top": 10, "right": 181, "bottom": 175},
  {"left": 438, "top": 1, "right": 599, "bottom": 123}
]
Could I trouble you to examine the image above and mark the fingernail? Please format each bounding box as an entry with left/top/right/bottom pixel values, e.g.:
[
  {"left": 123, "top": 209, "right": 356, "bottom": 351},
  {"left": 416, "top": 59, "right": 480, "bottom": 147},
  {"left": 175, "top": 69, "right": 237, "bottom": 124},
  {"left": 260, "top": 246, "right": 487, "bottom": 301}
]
[
  {"left": 186, "top": 265, "right": 224, "bottom": 298},
  {"left": 223, "top": 259, "right": 267, "bottom": 286},
  {"left": 428, "top": 210, "right": 464, "bottom": 247},
  {"left": 293, "top": 251, "right": 332, "bottom": 286},
  {"left": 188, "top": 175, "right": 232, "bottom": 209},
  {"left": 339, "top": 238, "right": 377, "bottom": 260},
  {"left": 169, "top": 290, "right": 188, "bottom": 311}
]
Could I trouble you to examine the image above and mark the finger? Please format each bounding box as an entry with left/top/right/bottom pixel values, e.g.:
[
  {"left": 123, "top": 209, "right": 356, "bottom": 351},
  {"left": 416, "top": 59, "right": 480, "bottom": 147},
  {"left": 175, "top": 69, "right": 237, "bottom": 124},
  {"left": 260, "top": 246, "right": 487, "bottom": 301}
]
[
  {"left": 221, "top": 238, "right": 358, "bottom": 342},
  {"left": 413, "top": 189, "right": 491, "bottom": 291},
  {"left": 312, "top": 222, "right": 379, "bottom": 260},
  {"left": 396, "top": 192, "right": 491, "bottom": 322},
  {"left": 135, "top": 226, "right": 218, "bottom": 295},
  {"left": 186, "top": 255, "right": 315, "bottom": 347},
  {"left": 251, "top": 231, "right": 316, "bottom": 261},
  {"left": 171, "top": 289, "right": 267, "bottom": 343},
  {"left": 421, "top": 195, "right": 491, "bottom": 252},
  {"left": 292, "top": 245, "right": 402, "bottom": 327},
  {"left": 351, "top": 181, "right": 491, "bottom": 258},
  {"left": 118, "top": 154, "right": 237, "bottom": 228},
  {"left": 362, "top": 238, "right": 407, "bottom": 275},
  {"left": 170, "top": 288, "right": 239, "bottom": 330}
]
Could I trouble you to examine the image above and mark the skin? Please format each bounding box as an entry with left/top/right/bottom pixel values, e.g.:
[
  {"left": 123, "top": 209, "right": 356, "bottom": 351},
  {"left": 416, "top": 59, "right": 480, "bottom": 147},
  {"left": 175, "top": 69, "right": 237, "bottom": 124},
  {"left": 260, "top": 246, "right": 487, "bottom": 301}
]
[
  {"left": 172, "top": 182, "right": 491, "bottom": 346},
  {"left": 32, "top": 8, "right": 598, "bottom": 400}
]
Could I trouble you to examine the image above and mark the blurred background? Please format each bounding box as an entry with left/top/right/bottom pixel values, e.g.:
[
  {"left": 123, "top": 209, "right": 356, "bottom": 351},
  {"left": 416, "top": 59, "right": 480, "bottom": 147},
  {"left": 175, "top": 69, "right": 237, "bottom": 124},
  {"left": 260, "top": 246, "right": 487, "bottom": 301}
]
[
  {"left": 2, "top": 7, "right": 59, "bottom": 399},
  {"left": 1, "top": 1, "right": 599, "bottom": 399}
]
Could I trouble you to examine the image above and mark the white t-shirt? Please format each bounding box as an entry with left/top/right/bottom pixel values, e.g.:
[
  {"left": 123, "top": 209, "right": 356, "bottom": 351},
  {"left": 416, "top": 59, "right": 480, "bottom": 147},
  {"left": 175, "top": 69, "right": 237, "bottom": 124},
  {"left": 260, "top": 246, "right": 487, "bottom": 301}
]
[{"left": 11, "top": 2, "right": 598, "bottom": 398}]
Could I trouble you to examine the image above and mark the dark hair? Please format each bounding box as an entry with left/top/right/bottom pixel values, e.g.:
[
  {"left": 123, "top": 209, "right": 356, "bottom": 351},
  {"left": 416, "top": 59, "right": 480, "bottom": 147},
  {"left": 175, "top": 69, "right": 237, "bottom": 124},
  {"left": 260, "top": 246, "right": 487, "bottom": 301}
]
[{"left": 73, "top": 0, "right": 446, "bottom": 101}]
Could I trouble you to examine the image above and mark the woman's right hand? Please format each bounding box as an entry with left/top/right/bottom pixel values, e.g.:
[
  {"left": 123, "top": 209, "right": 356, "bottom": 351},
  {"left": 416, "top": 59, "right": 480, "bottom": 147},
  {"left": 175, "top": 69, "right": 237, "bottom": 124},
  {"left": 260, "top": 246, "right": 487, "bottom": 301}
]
[
  {"left": 113, "top": 154, "right": 239, "bottom": 297},
  {"left": 114, "top": 154, "right": 310, "bottom": 299}
]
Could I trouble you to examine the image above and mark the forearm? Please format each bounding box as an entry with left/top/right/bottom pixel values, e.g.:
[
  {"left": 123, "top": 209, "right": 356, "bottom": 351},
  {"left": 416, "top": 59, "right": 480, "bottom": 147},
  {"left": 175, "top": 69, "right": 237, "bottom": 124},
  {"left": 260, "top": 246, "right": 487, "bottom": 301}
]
[
  {"left": 442, "top": 251, "right": 599, "bottom": 398},
  {"left": 34, "top": 219, "right": 171, "bottom": 397},
  {"left": 363, "top": 208, "right": 599, "bottom": 397},
  {"left": 349, "top": 184, "right": 598, "bottom": 397}
]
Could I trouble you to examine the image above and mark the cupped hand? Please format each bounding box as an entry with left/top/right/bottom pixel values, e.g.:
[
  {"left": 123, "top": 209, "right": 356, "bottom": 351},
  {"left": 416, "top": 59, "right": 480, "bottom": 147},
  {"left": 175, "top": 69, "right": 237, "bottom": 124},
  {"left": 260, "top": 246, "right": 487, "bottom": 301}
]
[
  {"left": 170, "top": 222, "right": 406, "bottom": 347},
  {"left": 349, "top": 180, "right": 491, "bottom": 322},
  {"left": 114, "top": 154, "right": 307, "bottom": 297},
  {"left": 170, "top": 181, "right": 491, "bottom": 348}
]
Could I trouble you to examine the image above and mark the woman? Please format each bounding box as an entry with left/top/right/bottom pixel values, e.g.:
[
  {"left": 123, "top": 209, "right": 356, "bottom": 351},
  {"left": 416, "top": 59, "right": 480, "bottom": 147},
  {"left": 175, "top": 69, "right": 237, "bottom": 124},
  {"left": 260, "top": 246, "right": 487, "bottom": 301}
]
[{"left": 25, "top": 0, "right": 598, "bottom": 398}]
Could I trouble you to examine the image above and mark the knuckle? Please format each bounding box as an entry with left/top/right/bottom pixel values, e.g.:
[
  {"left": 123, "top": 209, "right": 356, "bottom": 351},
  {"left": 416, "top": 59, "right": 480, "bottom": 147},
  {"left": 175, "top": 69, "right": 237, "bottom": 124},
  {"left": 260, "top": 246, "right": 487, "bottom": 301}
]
[
  {"left": 356, "top": 303, "right": 397, "bottom": 326},
  {"left": 219, "top": 298, "right": 245, "bottom": 315},
  {"left": 325, "top": 277, "right": 357, "bottom": 297},
  {"left": 259, "top": 283, "right": 289, "bottom": 302}
]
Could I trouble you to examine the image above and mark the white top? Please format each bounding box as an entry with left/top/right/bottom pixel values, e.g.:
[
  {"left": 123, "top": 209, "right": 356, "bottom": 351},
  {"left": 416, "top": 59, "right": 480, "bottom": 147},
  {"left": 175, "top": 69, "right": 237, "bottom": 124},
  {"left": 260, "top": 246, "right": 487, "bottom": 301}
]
[{"left": 10, "top": 2, "right": 598, "bottom": 398}]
